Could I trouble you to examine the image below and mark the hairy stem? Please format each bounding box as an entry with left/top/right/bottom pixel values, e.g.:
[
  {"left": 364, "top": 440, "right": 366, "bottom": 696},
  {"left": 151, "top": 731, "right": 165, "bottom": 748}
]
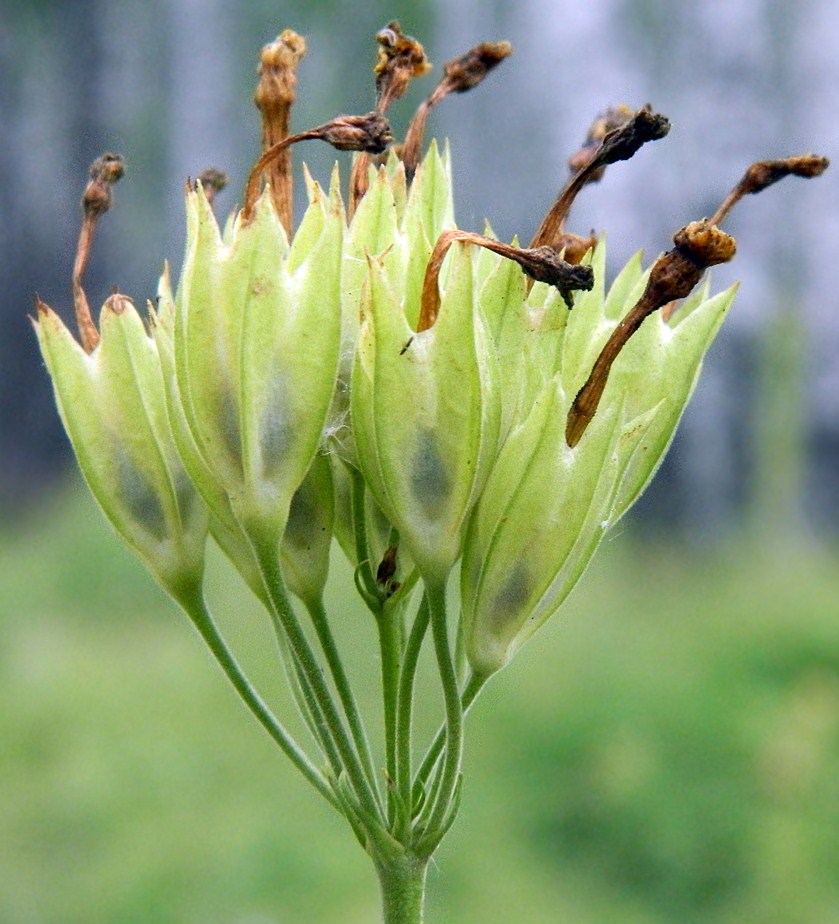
[
  {"left": 396, "top": 595, "right": 430, "bottom": 833},
  {"left": 378, "top": 595, "right": 403, "bottom": 823},
  {"left": 377, "top": 853, "right": 428, "bottom": 924}
]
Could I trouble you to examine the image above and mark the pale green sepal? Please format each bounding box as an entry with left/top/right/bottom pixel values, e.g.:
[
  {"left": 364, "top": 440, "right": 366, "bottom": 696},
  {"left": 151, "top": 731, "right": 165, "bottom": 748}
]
[
  {"left": 385, "top": 153, "right": 408, "bottom": 225},
  {"left": 352, "top": 243, "right": 498, "bottom": 580},
  {"left": 287, "top": 173, "right": 328, "bottom": 273},
  {"left": 36, "top": 302, "right": 208, "bottom": 600},
  {"left": 603, "top": 248, "right": 645, "bottom": 320},
  {"left": 151, "top": 285, "right": 266, "bottom": 601},
  {"left": 333, "top": 169, "right": 402, "bottom": 464},
  {"left": 399, "top": 142, "right": 456, "bottom": 330},
  {"left": 237, "top": 190, "right": 343, "bottom": 540},
  {"left": 474, "top": 220, "right": 500, "bottom": 282},
  {"left": 559, "top": 242, "right": 614, "bottom": 398},
  {"left": 346, "top": 167, "right": 400, "bottom": 294},
  {"left": 221, "top": 209, "right": 241, "bottom": 247},
  {"left": 177, "top": 184, "right": 343, "bottom": 547},
  {"left": 461, "top": 373, "right": 657, "bottom": 676},
  {"left": 509, "top": 402, "right": 662, "bottom": 647},
  {"left": 176, "top": 184, "right": 241, "bottom": 490},
  {"left": 401, "top": 140, "right": 453, "bottom": 255},
  {"left": 609, "top": 284, "right": 736, "bottom": 521},
  {"left": 477, "top": 250, "right": 528, "bottom": 440},
  {"left": 327, "top": 161, "right": 347, "bottom": 221},
  {"left": 520, "top": 286, "right": 571, "bottom": 419}
]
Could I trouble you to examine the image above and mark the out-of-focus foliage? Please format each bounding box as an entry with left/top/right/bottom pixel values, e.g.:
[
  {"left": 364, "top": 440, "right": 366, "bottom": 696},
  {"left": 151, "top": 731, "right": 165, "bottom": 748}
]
[{"left": 2, "top": 482, "right": 838, "bottom": 923}]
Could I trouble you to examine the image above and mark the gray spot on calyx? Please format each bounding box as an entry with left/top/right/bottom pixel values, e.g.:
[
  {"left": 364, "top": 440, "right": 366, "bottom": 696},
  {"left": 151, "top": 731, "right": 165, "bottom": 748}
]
[
  {"left": 488, "top": 560, "right": 532, "bottom": 633},
  {"left": 218, "top": 387, "right": 243, "bottom": 472},
  {"left": 286, "top": 480, "right": 316, "bottom": 549},
  {"left": 116, "top": 452, "right": 167, "bottom": 541},
  {"left": 261, "top": 369, "right": 293, "bottom": 478},
  {"left": 411, "top": 428, "right": 452, "bottom": 518},
  {"left": 173, "top": 471, "right": 197, "bottom": 526}
]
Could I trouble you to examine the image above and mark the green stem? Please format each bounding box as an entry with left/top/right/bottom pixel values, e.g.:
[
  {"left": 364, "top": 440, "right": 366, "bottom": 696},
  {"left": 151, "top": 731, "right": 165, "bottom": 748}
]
[
  {"left": 251, "top": 537, "right": 385, "bottom": 827},
  {"left": 415, "top": 579, "right": 461, "bottom": 854},
  {"left": 266, "top": 608, "right": 345, "bottom": 774},
  {"left": 306, "top": 596, "right": 380, "bottom": 799},
  {"left": 396, "top": 594, "right": 430, "bottom": 831},
  {"left": 377, "top": 853, "right": 428, "bottom": 924},
  {"left": 415, "top": 671, "right": 488, "bottom": 794},
  {"left": 176, "top": 586, "right": 338, "bottom": 810},
  {"left": 378, "top": 596, "right": 403, "bottom": 824}
]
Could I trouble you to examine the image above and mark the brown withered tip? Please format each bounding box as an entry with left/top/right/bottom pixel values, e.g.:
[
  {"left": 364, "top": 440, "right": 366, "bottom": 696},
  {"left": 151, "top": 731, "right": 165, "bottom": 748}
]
[
  {"left": 435, "top": 40, "right": 512, "bottom": 97},
  {"left": 258, "top": 29, "right": 307, "bottom": 73},
  {"left": 33, "top": 294, "right": 50, "bottom": 318},
  {"left": 557, "top": 231, "right": 599, "bottom": 265},
  {"left": 565, "top": 222, "right": 737, "bottom": 447},
  {"left": 740, "top": 154, "right": 830, "bottom": 194},
  {"left": 243, "top": 112, "right": 393, "bottom": 219},
  {"left": 399, "top": 38, "right": 512, "bottom": 183},
  {"left": 530, "top": 105, "right": 669, "bottom": 252},
  {"left": 599, "top": 105, "right": 670, "bottom": 167},
  {"left": 672, "top": 220, "right": 737, "bottom": 267},
  {"left": 641, "top": 223, "right": 737, "bottom": 311},
  {"left": 376, "top": 545, "right": 399, "bottom": 587},
  {"left": 567, "top": 104, "right": 635, "bottom": 181},
  {"left": 82, "top": 152, "right": 125, "bottom": 217},
  {"left": 348, "top": 22, "right": 423, "bottom": 211},
  {"left": 89, "top": 152, "right": 125, "bottom": 184},
  {"left": 567, "top": 151, "right": 828, "bottom": 448},
  {"left": 374, "top": 20, "right": 431, "bottom": 110},
  {"left": 516, "top": 246, "right": 594, "bottom": 308},
  {"left": 710, "top": 153, "right": 831, "bottom": 225},
  {"left": 73, "top": 152, "right": 126, "bottom": 353},
  {"left": 255, "top": 29, "right": 307, "bottom": 116},
  {"left": 253, "top": 30, "right": 307, "bottom": 235},
  {"left": 374, "top": 21, "right": 431, "bottom": 78},
  {"left": 102, "top": 292, "right": 134, "bottom": 317},
  {"left": 254, "top": 28, "right": 307, "bottom": 121},
  {"left": 321, "top": 112, "right": 393, "bottom": 153},
  {"left": 199, "top": 167, "right": 229, "bottom": 204},
  {"left": 418, "top": 230, "right": 594, "bottom": 332}
]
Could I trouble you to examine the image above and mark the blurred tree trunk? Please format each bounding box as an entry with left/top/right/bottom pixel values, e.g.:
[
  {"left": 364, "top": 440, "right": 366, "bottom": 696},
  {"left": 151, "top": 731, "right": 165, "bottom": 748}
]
[{"left": 0, "top": 0, "right": 104, "bottom": 512}]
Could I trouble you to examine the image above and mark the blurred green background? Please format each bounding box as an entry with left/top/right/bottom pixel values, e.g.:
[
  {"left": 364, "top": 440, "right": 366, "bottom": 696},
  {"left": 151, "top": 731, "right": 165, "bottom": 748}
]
[{"left": 3, "top": 479, "right": 839, "bottom": 923}]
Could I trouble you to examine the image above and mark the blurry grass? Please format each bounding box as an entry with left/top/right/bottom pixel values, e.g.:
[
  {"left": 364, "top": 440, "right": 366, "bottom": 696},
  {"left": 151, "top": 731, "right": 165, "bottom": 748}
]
[{"left": 2, "top": 478, "right": 839, "bottom": 923}]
